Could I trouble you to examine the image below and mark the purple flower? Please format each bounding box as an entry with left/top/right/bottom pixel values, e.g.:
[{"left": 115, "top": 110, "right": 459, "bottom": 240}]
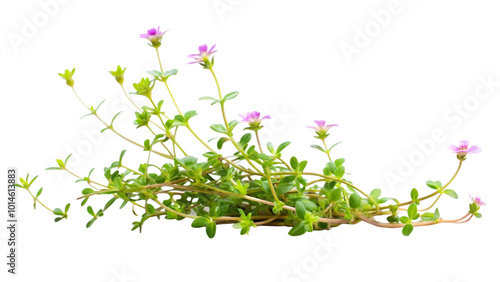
[
  {"left": 448, "top": 140, "right": 481, "bottom": 160},
  {"left": 469, "top": 194, "right": 486, "bottom": 206},
  {"left": 139, "top": 26, "right": 167, "bottom": 47},
  {"left": 239, "top": 111, "right": 270, "bottom": 130},
  {"left": 188, "top": 44, "right": 217, "bottom": 65},
  {"left": 307, "top": 120, "right": 338, "bottom": 139}
]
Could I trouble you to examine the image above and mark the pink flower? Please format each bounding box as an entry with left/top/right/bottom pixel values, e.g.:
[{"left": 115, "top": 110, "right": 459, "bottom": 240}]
[
  {"left": 140, "top": 26, "right": 168, "bottom": 47},
  {"left": 307, "top": 120, "right": 338, "bottom": 139},
  {"left": 448, "top": 140, "right": 481, "bottom": 160},
  {"left": 469, "top": 194, "right": 486, "bottom": 206},
  {"left": 188, "top": 44, "right": 217, "bottom": 65},
  {"left": 239, "top": 111, "right": 270, "bottom": 130}
]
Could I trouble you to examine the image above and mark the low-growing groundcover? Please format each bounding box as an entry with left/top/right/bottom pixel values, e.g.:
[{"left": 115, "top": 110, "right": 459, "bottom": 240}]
[{"left": 16, "top": 27, "right": 485, "bottom": 238}]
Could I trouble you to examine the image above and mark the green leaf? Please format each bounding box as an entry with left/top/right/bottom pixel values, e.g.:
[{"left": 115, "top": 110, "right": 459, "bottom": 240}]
[
  {"left": 290, "top": 157, "right": 299, "bottom": 170},
  {"left": 411, "top": 188, "right": 418, "bottom": 201},
  {"left": 334, "top": 158, "right": 345, "bottom": 167},
  {"left": 443, "top": 189, "right": 458, "bottom": 199},
  {"left": 53, "top": 208, "right": 64, "bottom": 216},
  {"left": 81, "top": 197, "right": 89, "bottom": 206},
  {"left": 239, "top": 133, "right": 252, "bottom": 146},
  {"left": 104, "top": 197, "right": 117, "bottom": 211},
  {"left": 407, "top": 203, "right": 418, "bottom": 220},
  {"left": 82, "top": 188, "right": 94, "bottom": 195},
  {"left": 210, "top": 99, "right": 222, "bottom": 106},
  {"left": 377, "top": 197, "right": 390, "bottom": 204},
  {"left": 86, "top": 218, "right": 96, "bottom": 228},
  {"left": 349, "top": 193, "right": 361, "bottom": 209},
  {"left": 162, "top": 69, "right": 178, "bottom": 79},
  {"left": 326, "top": 162, "right": 337, "bottom": 175},
  {"left": 310, "top": 145, "right": 325, "bottom": 152},
  {"left": 295, "top": 201, "right": 306, "bottom": 220},
  {"left": 199, "top": 96, "right": 216, "bottom": 101},
  {"left": 266, "top": 142, "right": 275, "bottom": 155},
  {"left": 206, "top": 221, "right": 216, "bottom": 238},
  {"left": 36, "top": 188, "right": 43, "bottom": 198},
  {"left": 65, "top": 203, "right": 71, "bottom": 214},
  {"left": 277, "top": 184, "right": 294, "bottom": 194},
  {"left": 402, "top": 223, "right": 413, "bottom": 236},
  {"left": 228, "top": 120, "right": 238, "bottom": 133},
  {"left": 146, "top": 204, "right": 156, "bottom": 214},
  {"left": 87, "top": 206, "right": 95, "bottom": 216},
  {"left": 209, "top": 205, "right": 220, "bottom": 217},
  {"left": 426, "top": 181, "right": 441, "bottom": 190},
  {"left": 420, "top": 212, "right": 435, "bottom": 222},
  {"left": 399, "top": 216, "right": 410, "bottom": 224},
  {"left": 223, "top": 91, "right": 239, "bottom": 101},
  {"left": 210, "top": 124, "right": 227, "bottom": 134},
  {"left": 328, "top": 141, "right": 342, "bottom": 151},
  {"left": 175, "top": 156, "right": 198, "bottom": 167},
  {"left": 288, "top": 222, "right": 307, "bottom": 236},
  {"left": 96, "top": 209, "right": 104, "bottom": 217},
  {"left": 334, "top": 166, "right": 345, "bottom": 178},
  {"left": 276, "top": 141, "right": 291, "bottom": 153},
  {"left": 474, "top": 213, "right": 482, "bottom": 218},
  {"left": 330, "top": 188, "right": 343, "bottom": 202},
  {"left": 281, "top": 175, "right": 296, "bottom": 183},
  {"left": 192, "top": 217, "right": 210, "bottom": 228},
  {"left": 119, "top": 150, "right": 126, "bottom": 164},
  {"left": 120, "top": 200, "right": 128, "bottom": 209},
  {"left": 370, "top": 189, "right": 381, "bottom": 199},
  {"left": 184, "top": 110, "right": 198, "bottom": 121},
  {"left": 298, "top": 160, "right": 307, "bottom": 172},
  {"left": 257, "top": 153, "right": 273, "bottom": 161},
  {"left": 387, "top": 215, "right": 399, "bottom": 223},
  {"left": 217, "top": 137, "right": 228, "bottom": 150},
  {"left": 433, "top": 208, "right": 440, "bottom": 221},
  {"left": 296, "top": 199, "right": 317, "bottom": 211},
  {"left": 261, "top": 181, "right": 271, "bottom": 195}
]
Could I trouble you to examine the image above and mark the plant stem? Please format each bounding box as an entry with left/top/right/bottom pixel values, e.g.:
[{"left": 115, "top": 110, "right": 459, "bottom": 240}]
[
  {"left": 153, "top": 198, "right": 198, "bottom": 219},
  {"left": 265, "top": 167, "right": 282, "bottom": 205},
  {"left": 26, "top": 188, "right": 53, "bottom": 213},
  {"left": 146, "top": 125, "right": 174, "bottom": 157},
  {"left": 70, "top": 87, "right": 172, "bottom": 159},
  {"left": 381, "top": 160, "right": 463, "bottom": 210},
  {"left": 322, "top": 139, "right": 332, "bottom": 162},
  {"left": 254, "top": 130, "right": 263, "bottom": 153},
  {"left": 208, "top": 67, "right": 264, "bottom": 175}
]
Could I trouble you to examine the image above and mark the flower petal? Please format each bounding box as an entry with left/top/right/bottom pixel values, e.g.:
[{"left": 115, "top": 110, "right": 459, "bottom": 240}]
[
  {"left": 314, "top": 120, "right": 326, "bottom": 127},
  {"left": 209, "top": 44, "right": 217, "bottom": 53},
  {"left": 459, "top": 140, "right": 469, "bottom": 148},
  {"left": 448, "top": 145, "right": 460, "bottom": 153},
  {"left": 467, "top": 145, "right": 481, "bottom": 154},
  {"left": 198, "top": 44, "right": 208, "bottom": 53},
  {"left": 147, "top": 28, "right": 157, "bottom": 36}
]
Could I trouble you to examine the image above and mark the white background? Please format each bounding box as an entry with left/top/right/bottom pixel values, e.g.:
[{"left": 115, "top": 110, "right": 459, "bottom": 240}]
[{"left": 1, "top": 0, "right": 499, "bottom": 281}]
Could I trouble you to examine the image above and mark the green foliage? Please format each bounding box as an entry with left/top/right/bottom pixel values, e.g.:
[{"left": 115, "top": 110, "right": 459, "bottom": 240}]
[
  {"left": 402, "top": 223, "right": 413, "bottom": 236},
  {"left": 147, "top": 69, "right": 177, "bottom": 82},
  {"left": 232, "top": 209, "right": 257, "bottom": 235},
  {"left": 58, "top": 68, "right": 75, "bottom": 87},
  {"left": 109, "top": 65, "right": 126, "bottom": 85},
  {"left": 131, "top": 77, "right": 155, "bottom": 97},
  {"left": 442, "top": 189, "right": 458, "bottom": 199},
  {"left": 426, "top": 180, "right": 442, "bottom": 190},
  {"left": 28, "top": 36, "right": 482, "bottom": 240}
]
